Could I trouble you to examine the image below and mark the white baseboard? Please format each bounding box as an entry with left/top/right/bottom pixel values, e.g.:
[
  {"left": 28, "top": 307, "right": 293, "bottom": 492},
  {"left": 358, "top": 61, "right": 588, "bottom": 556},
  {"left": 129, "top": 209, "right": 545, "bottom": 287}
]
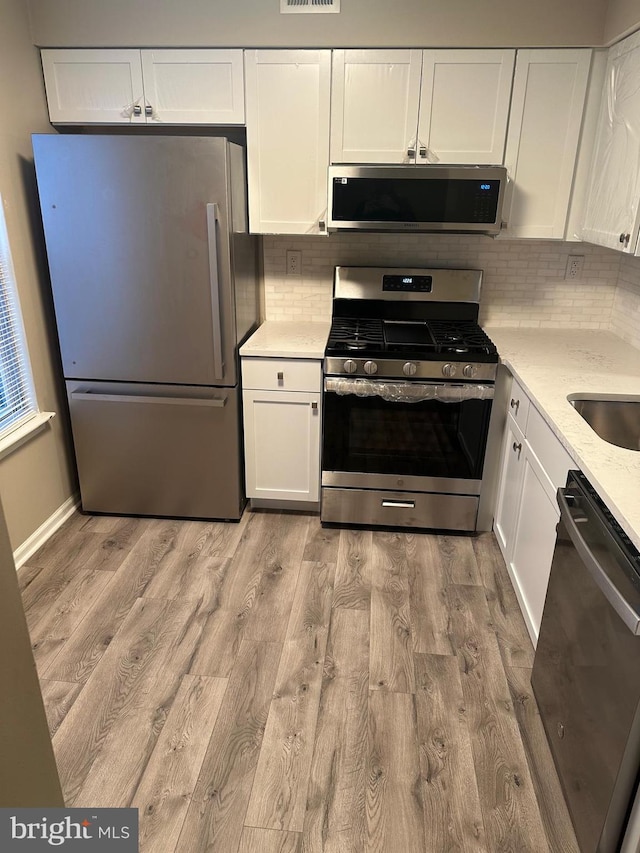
[{"left": 13, "top": 493, "right": 80, "bottom": 569}]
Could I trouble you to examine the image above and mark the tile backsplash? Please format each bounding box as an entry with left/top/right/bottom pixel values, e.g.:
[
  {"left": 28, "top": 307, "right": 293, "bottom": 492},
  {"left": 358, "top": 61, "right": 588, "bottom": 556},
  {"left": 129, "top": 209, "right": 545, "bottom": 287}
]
[{"left": 262, "top": 233, "right": 637, "bottom": 340}]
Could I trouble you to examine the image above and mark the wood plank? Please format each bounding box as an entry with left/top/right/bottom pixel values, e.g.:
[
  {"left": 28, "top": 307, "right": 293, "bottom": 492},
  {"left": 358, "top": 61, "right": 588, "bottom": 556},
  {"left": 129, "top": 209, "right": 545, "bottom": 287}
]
[
  {"left": 324, "top": 607, "right": 369, "bottom": 681},
  {"left": 52, "top": 596, "right": 203, "bottom": 807},
  {"left": 370, "top": 532, "right": 414, "bottom": 694},
  {"left": 16, "top": 562, "right": 42, "bottom": 593},
  {"left": 132, "top": 673, "right": 228, "bottom": 853},
  {"left": 302, "top": 519, "right": 340, "bottom": 564},
  {"left": 366, "top": 690, "right": 425, "bottom": 853},
  {"left": 438, "top": 534, "right": 482, "bottom": 586},
  {"left": 302, "top": 672, "right": 368, "bottom": 853},
  {"left": 177, "top": 640, "right": 282, "bottom": 853},
  {"left": 333, "top": 528, "right": 372, "bottom": 610},
  {"left": 244, "top": 512, "right": 310, "bottom": 643},
  {"left": 39, "top": 679, "right": 83, "bottom": 737},
  {"left": 245, "top": 560, "right": 334, "bottom": 832},
  {"left": 506, "top": 666, "right": 579, "bottom": 853},
  {"left": 473, "top": 533, "right": 534, "bottom": 668},
  {"left": 405, "top": 534, "right": 454, "bottom": 656},
  {"left": 43, "top": 521, "right": 185, "bottom": 683},
  {"left": 239, "top": 827, "right": 301, "bottom": 853},
  {"left": 188, "top": 511, "right": 308, "bottom": 676},
  {"left": 446, "top": 584, "right": 550, "bottom": 852},
  {"left": 28, "top": 568, "right": 114, "bottom": 675},
  {"left": 414, "top": 653, "right": 487, "bottom": 851}
]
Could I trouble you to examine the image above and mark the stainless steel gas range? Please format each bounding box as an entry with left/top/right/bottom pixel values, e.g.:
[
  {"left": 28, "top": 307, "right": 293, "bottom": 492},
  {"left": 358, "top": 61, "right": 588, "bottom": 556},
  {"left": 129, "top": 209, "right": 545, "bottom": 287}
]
[{"left": 321, "top": 266, "right": 499, "bottom": 532}]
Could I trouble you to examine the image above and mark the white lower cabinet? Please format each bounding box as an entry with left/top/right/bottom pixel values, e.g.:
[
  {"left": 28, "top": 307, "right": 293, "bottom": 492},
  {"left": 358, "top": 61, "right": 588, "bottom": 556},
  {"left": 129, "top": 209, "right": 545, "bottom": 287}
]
[
  {"left": 494, "top": 372, "right": 573, "bottom": 645},
  {"left": 242, "top": 357, "right": 322, "bottom": 503}
]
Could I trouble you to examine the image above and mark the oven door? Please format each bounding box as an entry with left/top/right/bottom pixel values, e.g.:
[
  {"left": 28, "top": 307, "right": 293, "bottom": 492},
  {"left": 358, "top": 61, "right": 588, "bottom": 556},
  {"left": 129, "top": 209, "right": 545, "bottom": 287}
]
[{"left": 322, "top": 377, "right": 493, "bottom": 494}]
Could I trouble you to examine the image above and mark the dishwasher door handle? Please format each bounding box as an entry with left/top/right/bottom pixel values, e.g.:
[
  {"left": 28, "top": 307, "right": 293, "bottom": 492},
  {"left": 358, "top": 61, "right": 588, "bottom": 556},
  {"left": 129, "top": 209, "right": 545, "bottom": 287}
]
[{"left": 558, "top": 489, "right": 640, "bottom": 635}]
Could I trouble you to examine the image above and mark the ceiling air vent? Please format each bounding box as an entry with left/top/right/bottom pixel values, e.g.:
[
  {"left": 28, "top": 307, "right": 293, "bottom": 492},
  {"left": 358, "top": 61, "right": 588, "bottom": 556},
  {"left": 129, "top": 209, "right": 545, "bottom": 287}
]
[{"left": 281, "top": 0, "right": 340, "bottom": 13}]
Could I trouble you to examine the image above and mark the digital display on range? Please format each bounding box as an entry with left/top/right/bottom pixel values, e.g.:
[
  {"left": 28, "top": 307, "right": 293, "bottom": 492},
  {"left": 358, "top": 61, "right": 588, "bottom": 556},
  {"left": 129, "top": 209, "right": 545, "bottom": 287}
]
[{"left": 382, "top": 275, "right": 433, "bottom": 292}]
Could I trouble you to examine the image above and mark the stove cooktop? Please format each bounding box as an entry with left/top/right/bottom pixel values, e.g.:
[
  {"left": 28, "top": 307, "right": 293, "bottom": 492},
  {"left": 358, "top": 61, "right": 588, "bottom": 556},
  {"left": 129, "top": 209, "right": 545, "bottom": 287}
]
[{"left": 326, "top": 317, "right": 498, "bottom": 363}]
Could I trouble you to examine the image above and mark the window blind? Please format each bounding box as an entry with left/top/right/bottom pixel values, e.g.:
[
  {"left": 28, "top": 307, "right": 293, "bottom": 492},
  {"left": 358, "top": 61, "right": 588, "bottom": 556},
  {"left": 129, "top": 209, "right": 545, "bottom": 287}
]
[{"left": 0, "top": 198, "right": 37, "bottom": 437}]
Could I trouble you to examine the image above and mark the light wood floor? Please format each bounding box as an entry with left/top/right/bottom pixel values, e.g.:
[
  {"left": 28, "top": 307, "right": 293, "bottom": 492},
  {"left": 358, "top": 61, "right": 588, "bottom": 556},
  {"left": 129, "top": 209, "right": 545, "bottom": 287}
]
[{"left": 19, "top": 508, "right": 579, "bottom": 852}]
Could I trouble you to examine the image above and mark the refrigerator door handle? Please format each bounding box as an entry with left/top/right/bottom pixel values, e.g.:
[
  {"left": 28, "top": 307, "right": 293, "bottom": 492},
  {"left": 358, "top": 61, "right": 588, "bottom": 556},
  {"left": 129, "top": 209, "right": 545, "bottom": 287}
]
[
  {"left": 70, "top": 391, "right": 227, "bottom": 408},
  {"left": 206, "top": 202, "right": 224, "bottom": 382}
]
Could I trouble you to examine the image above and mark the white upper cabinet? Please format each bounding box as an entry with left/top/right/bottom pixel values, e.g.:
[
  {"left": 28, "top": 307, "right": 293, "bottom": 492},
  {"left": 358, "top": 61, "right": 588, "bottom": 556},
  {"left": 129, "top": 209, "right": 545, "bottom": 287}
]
[
  {"left": 41, "top": 48, "right": 245, "bottom": 124},
  {"left": 244, "top": 50, "right": 331, "bottom": 235},
  {"left": 581, "top": 31, "right": 640, "bottom": 254},
  {"left": 503, "top": 49, "right": 591, "bottom": 239},
  {"left": 140, "top": 50, "right": 244, "bottom": 124},
  {"left": 417, "top": 49, "right": 515, "bottom": 164},
  {"left": 42, "top": 49, "right": 146, "bottom": 124},
  {"left": 330, "top": 48, "right": 514, "bottom": 165},
  {"left": 330, "top": 50, "right": 422, "bottom": 164}
]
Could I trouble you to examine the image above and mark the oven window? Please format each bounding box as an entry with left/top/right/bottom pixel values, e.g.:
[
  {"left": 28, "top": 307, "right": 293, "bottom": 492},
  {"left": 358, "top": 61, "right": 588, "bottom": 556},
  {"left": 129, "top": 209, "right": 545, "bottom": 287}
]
[{"left": 322, "top": 391, "right": 491, "bottom": 480}]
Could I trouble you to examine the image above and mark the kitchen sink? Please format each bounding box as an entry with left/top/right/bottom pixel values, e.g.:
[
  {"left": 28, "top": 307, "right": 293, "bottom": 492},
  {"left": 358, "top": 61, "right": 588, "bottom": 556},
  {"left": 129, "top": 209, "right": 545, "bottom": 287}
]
[{"left": 567, "top": 394, "right": 640, "bottom": 451}]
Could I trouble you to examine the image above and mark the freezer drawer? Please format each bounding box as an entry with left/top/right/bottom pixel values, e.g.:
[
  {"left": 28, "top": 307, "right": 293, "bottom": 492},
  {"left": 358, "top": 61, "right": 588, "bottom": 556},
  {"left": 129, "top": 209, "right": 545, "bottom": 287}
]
[{"left": 67, "top": 381, "right": 244, "bottom": 519}]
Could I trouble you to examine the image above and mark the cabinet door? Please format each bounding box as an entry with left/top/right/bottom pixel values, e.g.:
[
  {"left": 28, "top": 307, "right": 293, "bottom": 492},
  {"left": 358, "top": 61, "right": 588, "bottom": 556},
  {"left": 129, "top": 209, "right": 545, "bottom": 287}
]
[
  {"left": 244, "top": 50, "right": 331, "bottom": 234},
  {"left": 243, "top": 389, "right": 321, "bottom": 502},
  {"left": 581, "top": 31, "right": 640, "bottom": 253},
  {"left": 330, "top": 49, "right": 422, "bottom": 164},
  {"left": 509, "top": 448, "right": 560, "bottom": 644},
  {"left": 140, "top": 50, "right": 245, "bottom": 124},
  {"left": 417, "top": 49, "right": 515, "bottom": 164},
  {"left": 41, "top": 49, "right": 146, "bottom": 124},
  {"left": 504, "top": 49, "right": 591, "bottom": 239},
  {"left": 494, "top": 415, "right": 526, "bottom": 561}
]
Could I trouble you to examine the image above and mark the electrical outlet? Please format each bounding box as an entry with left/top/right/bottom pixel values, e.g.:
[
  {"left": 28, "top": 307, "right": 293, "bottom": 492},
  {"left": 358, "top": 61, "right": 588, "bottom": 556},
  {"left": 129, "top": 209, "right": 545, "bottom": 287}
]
[
  {"left": 565, "top": 255, "right": 585, "bottom": 280},
  {"left": 286, "top": 250, "right": 302, "bottom": 276}
]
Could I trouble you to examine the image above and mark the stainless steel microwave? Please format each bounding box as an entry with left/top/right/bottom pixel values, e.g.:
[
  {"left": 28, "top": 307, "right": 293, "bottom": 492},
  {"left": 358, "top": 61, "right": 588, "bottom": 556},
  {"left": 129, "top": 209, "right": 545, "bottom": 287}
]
[{"left": 327, "top": 164, "right": 508, "bottom": 235}]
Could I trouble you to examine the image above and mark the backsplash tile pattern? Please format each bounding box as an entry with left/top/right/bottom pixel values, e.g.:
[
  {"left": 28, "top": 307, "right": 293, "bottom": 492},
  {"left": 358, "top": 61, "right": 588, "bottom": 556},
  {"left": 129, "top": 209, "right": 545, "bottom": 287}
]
[
  {"left": 263, "top": 234, "right": 622, "bottom": 331},
  {"left": 612, "top": 255, "right": 640, "bottom": 347}
]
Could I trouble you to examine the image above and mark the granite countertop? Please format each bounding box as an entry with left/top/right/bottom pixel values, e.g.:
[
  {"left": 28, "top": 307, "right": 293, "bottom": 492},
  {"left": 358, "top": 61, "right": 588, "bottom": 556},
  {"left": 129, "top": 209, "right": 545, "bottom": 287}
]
[
  {"left": 487, "top": 327, "right": 640, "bottom": 550},
  {"left": 239, "top": 321, "right": 330, "bottom": 359}
]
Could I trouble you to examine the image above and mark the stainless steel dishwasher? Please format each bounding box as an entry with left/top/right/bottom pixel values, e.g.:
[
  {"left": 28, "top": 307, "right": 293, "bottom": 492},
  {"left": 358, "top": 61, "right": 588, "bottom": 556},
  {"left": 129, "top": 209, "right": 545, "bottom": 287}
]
[{"left": 531, "top": 470, "right": 640, "bottom": 853}]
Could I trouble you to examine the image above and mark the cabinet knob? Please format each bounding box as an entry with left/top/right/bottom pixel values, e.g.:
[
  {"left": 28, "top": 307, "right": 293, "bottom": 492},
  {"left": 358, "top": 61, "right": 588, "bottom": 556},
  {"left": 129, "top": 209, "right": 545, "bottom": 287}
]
[
  {"left": 510, "top": 397, "right": 520, "bottom": 415},
  {"left": 132, "top": 104, "right": 142, "bottom": 116},
  {"left": 419, "top": 145, "right": 427, "bottom": 158},
  {"left": 311, "top": 401, "right": 318, "bottom": 411},
  {"left": 512, "top": 441, "right": 522, "bottom": 458},
  {"left": 277, "top": 371, "right": 284, "bottom": 382},
  {"left": 620, "top": 232, "right": 631, "bottom": 246},
  {"left": 145, "top": 104, "right": 153, "bottom": 117},
  {"left": 407, "top": 145, "right": 416, "bottom": 159},
  {"left": 318, "top": 220, "right": 326, "bottom": 232}
]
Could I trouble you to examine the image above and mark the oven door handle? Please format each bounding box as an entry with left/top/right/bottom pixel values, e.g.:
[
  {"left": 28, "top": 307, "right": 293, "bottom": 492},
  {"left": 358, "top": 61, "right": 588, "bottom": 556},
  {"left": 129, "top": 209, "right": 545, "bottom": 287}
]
[
  {"left": 324, "top": 377, "right": 494, "bottom": 402},
  {"left": 558, "top": 488, "right": 640, "bottom": 635}
]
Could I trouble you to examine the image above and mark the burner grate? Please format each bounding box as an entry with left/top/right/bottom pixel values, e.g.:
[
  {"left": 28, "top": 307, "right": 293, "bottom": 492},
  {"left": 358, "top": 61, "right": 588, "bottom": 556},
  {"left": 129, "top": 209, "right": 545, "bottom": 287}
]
[
  {"left": 428, "top": 321, "right": 497, "bottom": 356},
  {"left": 328, "top": 318, "right": 384, "bottom": 350}
]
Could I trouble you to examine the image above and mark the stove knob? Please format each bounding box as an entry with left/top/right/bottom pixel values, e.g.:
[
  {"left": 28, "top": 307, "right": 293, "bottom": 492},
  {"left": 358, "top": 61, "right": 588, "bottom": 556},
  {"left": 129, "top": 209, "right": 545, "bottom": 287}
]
[
  {"left": 403, "top": 362, "right": 417, "bottom": 377},
  {"left": 442, "top": 363, "right": 457, "bottom": 378},
  {"left": 364, "top": 360, "right": 378, "bottom": 375},
  {"left": 343, "top": 359, "right": 357, "bottom": 374},
  {"left": 463, "top": 364, "right": 478, "bottom": 379}
]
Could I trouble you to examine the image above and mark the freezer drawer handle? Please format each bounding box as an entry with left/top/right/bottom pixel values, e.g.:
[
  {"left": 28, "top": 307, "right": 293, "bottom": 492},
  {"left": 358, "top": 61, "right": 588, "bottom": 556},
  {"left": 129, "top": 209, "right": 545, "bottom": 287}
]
[
  {"left": 70, "top": 391, "right": 227, "bottom": 408},
  {"left": 206, "top": 203, "right": 224, "bottom": 382},
  {"left": 381, "top": 500, "right": 415, "bottom": 509}
]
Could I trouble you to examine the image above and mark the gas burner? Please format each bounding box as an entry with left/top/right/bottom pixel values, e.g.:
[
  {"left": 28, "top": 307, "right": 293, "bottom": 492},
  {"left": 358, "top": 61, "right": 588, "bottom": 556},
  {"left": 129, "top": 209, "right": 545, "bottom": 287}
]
[{"left": 345, "top": 340, "right": 369, "bottom": 350}]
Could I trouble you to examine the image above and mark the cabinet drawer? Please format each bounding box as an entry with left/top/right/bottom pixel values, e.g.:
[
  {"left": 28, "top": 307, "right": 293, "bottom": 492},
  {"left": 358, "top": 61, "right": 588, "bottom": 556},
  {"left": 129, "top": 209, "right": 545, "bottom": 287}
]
[
  {"left": 507, "top": 375, "right": 530, "bottom": 433},
  {"left": 526, "top": 404, "right": 574, "bottom": 494},
  {"left": 241, "top": 357, "right": 322, "bottom": 392}
]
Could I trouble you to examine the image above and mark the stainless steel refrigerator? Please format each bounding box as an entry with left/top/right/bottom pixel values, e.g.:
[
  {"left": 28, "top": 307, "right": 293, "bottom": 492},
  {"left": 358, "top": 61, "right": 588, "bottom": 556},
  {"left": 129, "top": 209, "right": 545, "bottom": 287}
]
[{"left": 33, "top": 135, "right": 259, "bottom": 520}]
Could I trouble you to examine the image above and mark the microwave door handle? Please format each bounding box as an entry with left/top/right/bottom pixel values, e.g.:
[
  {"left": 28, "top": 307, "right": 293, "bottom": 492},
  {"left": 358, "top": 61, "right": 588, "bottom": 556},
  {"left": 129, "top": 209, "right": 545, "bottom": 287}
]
[
  {"left": 206, "top": 203, "right": 224, "bottom": 382},
  {"left": 557, "top": 489, "right": 640, "bottom": 635}
]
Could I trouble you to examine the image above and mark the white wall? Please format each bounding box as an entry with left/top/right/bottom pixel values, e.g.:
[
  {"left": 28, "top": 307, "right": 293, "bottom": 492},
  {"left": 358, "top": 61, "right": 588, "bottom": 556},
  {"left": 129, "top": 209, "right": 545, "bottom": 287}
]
[
  {"left": 604, "top": 0, "right": 640, "bottom": 43},
  {"left": 28, "top": 0, "right": 607, "bottom": 48},
  {"left": 0, "top": 0, "right": 76, "bottom": 550}
]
